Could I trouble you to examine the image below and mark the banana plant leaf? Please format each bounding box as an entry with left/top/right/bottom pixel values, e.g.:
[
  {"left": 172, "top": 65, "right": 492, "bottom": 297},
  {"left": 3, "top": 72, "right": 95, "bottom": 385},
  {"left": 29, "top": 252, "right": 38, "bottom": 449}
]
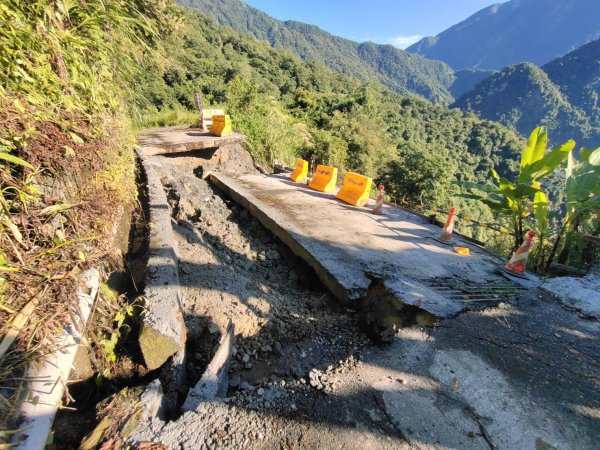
[
  {"left": 520, "top": 126, "right": 547, "bottom": 170},
  {"left": 518, "top": 139, "right": 574, "bottom": 184}
]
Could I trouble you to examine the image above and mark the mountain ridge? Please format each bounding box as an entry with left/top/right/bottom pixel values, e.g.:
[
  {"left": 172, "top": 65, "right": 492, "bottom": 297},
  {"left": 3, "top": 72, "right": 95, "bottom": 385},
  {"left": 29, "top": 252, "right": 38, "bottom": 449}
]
[
  {"left": 407, "top": 0, "right": 600, "bottom": 70},
  {"left": 453, "top": 41, "right": 600, "bottom": 147},
  {"left": 176, "top": 0, "right": 456, "bottom": 103}
]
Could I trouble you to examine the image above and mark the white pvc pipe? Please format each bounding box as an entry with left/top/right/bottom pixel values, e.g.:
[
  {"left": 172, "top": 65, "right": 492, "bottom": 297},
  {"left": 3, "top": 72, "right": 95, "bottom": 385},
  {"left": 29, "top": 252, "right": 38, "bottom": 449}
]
[{"left": 12, "top": 268, "right": 100, "bottom": 450}]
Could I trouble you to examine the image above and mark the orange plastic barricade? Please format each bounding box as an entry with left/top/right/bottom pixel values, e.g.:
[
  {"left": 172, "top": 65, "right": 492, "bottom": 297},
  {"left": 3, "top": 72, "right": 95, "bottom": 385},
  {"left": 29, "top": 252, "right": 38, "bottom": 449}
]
[
  {"left": 336, "top": 172, "right": 373, "bottom": 206},
  {"left": 308, "top": 165, "right": 338, "bottom": 192},
  {"left": 210, "top": 114, "right": 232, "bottom": 137},
  {"left": 290, "top": 159, "right": 308, "bottom": 182}
]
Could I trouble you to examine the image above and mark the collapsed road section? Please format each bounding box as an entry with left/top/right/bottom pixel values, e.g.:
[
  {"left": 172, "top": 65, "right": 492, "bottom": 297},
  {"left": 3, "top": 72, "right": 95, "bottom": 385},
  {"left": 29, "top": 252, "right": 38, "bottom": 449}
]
[
  {"left": 121, "top": 126, "right": 600, "bottom": 450},
  {"left": 209, "top": 171, "right": 528, "bottom": 340}
]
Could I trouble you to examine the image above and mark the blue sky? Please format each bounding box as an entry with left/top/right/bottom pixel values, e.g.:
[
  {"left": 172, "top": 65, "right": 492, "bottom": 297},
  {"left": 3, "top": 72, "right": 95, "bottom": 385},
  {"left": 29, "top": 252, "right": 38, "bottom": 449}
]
[{"left": 244, "top": 0, "right": 499, "bottom": 48}]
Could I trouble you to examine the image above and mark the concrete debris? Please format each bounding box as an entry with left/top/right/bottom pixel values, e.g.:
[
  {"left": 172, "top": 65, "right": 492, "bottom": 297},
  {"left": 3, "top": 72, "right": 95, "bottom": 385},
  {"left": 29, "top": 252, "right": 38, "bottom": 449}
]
[
  {"left": 137, "top": 153, "right": 186, "bottom": 371},
  {"left": 541, "top": 265, "right": 600, "bottom": 319},
  {"left": 183, "top": 322, "right": 235, "bottom": 412}
]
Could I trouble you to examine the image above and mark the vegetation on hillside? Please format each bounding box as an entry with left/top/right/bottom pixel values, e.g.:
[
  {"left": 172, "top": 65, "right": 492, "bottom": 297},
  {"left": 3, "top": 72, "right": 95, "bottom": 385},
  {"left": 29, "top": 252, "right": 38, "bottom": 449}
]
[
  {"left": 0, "top": 0, "right": 177, "bottom": 432},
  {"left": 454, "top": 62, "right": 600, "bottom": 148},
  {"left": 176, "top": 0, "right": 456, "bottom": 103}
]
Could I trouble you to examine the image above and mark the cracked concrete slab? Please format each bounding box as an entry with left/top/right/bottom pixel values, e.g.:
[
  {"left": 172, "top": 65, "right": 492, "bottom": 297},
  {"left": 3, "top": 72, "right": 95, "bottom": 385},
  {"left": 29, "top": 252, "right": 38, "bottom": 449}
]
[
  {"left": 137, "top": 152, "right": 186, "bottom": 371},
  {"left": 209, "top": 173, "right": 524, "bottom": 320},
  {"left": 137, "top": 126, "right": 245, "bottom": 156}
]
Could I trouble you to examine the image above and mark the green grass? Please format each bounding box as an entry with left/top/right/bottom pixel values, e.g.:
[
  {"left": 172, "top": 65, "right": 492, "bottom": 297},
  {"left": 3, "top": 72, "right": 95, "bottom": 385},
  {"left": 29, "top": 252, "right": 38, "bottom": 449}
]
[{"left": 132, "top": 108, "right": 199, "bottom": 130}]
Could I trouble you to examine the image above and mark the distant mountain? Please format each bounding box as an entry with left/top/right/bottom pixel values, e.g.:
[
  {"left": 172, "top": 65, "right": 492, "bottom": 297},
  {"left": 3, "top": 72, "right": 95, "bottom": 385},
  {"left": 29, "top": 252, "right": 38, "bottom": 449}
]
[
  {"left": 450, "top": 68, "right": 496, "bottom": 99},
  {"left": 543, "top": 38, "right": 600, "bottom": 126},
  {"left": 177, "top": 0, "right": 455, "bottom": 103},
  {"left": 453, "top": 58, "right": 599, "bottom": 146},
  {"left": 407, "top": 0, "right": 600, "bottom": 71}
]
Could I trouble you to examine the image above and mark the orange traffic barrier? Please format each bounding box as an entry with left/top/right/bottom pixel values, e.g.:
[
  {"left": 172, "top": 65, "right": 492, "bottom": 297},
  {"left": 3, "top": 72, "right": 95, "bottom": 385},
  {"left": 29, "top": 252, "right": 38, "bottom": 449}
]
[
  {"left": 336, "top": 172, "right": 373, "bottom": 207},
  {"left": 504, "top": 230, "right": 536, "bottom": 277},
  {"left": 290, "top": 159, "right": 308, "bottom": 182},
  {"left": 309, "top": 165, "right": 338, "bottom": 192},
  {"left": 210, "top": 115, "right": 232, "bottom": 137}
]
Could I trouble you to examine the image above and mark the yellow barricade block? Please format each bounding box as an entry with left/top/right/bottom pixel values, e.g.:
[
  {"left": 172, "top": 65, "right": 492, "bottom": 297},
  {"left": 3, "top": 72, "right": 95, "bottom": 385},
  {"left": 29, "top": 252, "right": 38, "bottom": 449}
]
[
  {"left": 336, "top": 172, "right": 373, "bottom": 207},
  {"left": 290, "top": 159, "right": 308, "bottom": 182},
  {"left": 309, "top": 165, "right": 338, "bottom": 192},
  {"left": 210, "top": 114, "right": 232, "bottom": 137}
]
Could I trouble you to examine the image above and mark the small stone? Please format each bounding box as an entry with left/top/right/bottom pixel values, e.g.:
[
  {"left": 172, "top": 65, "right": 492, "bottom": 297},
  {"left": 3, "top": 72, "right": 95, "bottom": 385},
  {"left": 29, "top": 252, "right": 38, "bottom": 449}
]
[
  {"left": 258, "top": 252, "right": 267, "bottom": 261},
  {"left": 261, "top": 345, "right": 272, "bottom": 353},
  {"left": 266, "top": 249, "right": 280, "bottom": 260},
  {"left": 229, "top": 375, "right": 241, "bottom": 388},
  {"left": 257, "top": 388, "right": 265, "bottom": 396},
  {"left": 290, "top": 403, "right": 297, "bottom": 411},
  {"left": 208, "top": 323, "right": 220, "bottom": 334},
  {"left": 242, "top": 353, "right": 250, "bottom": 363}
]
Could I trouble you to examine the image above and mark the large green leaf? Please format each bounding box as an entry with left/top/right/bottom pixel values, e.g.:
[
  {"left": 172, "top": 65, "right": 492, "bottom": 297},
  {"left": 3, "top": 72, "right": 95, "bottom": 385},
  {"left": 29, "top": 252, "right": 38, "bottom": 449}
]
[
  {"left": 518, "top": 139, "right": 574, "bottom": 184},
  {"left": 566, "top": 163, "right": 600, "bottom": 205},
  {"left": 520, "top": 126, "right": 547, "bottom": 169},
  {"left": 512, "top": 184, "right": 540, "bottom": 199},
  {"left": 534, "top": 191, "right": 548, "bottom": 233},
  {"left": 491, "top": 168, "right": 515, "bottom": 194}
]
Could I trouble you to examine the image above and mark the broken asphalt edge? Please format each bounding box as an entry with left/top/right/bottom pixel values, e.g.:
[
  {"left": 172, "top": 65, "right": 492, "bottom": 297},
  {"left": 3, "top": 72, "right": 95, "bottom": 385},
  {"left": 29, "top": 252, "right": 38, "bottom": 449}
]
[
  {"left": 12, "top": 269, "right": 100, "bottom": 450},
  {"left": 136, "top": 151, "right": 187, "bottom": 391}
]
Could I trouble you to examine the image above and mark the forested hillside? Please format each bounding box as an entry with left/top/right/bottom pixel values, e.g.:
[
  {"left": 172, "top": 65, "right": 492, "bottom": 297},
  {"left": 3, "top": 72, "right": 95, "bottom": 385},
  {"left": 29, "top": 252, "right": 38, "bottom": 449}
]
[
  {"left": 453, "top": 39, "right": 600, "bottom": 147},
  {"left": 134, "top": 7, "right": 523, "bottom": 205},
  {"left": 176, "top": 0, "right": 456, "bottom": 103},
  {"left": 407, "top": 0, "right": 600, "bottom": 70},
  {"left": 543, "top": 38, "right": 600, "bottom": 126}
]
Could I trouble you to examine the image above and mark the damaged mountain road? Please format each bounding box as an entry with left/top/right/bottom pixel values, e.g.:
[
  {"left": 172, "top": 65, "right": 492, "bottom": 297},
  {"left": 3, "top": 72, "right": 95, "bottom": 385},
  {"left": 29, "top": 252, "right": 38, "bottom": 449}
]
[{"left": 120, "top": 128, "right": 600, "bottom": 449}]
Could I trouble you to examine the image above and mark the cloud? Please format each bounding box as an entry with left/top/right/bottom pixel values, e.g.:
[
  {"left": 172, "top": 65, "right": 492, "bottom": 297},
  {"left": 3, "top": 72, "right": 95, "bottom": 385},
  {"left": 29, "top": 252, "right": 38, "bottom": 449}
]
[{"left": 388, "top": 34, "right": 423, "bottom": 49}]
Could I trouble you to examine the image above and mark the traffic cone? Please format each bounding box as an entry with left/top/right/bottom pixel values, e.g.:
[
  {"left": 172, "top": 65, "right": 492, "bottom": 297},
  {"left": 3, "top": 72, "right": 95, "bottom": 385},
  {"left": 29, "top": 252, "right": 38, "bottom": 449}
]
[
  {"left": 435, "top": 207, "right": 457, "bottom": 244},
  {"left": 503, "top": 230, "right": 536, "bottom": 278},
  {"left": 199, "top": 113, "right": 208, "bottom": 132},
  {"left": 372, "top": 185, "right": 385, "bottom": 214}
]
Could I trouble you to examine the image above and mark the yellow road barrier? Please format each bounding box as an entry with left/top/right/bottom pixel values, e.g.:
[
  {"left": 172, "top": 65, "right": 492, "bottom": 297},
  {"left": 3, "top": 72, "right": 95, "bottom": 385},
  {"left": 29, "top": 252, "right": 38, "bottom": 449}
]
[
  {"left": 210, "top": 114, "right": 232, "bottom": 137},
  {"left": 309, "top": 165, "right": 338, "bottom": 192},
  {"left": 336, "top": 172, "right": 372, "bottom": 206},
  {"left": 290, "top": 159, "right": 308, "bottom": 182}
]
